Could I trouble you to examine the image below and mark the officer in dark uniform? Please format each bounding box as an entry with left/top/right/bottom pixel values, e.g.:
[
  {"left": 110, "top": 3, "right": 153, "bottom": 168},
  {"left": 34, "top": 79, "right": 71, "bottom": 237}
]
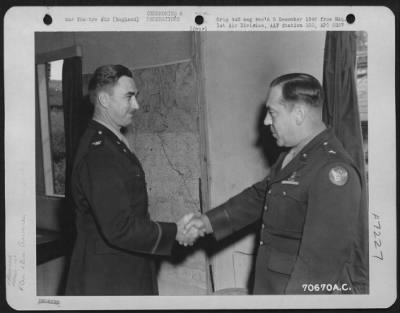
[
  {"left": 185, "top": 73, "right": 367, "bottom": 294},
  {"left": 65, "top": 65, "right": 197, "bottom": 295}
]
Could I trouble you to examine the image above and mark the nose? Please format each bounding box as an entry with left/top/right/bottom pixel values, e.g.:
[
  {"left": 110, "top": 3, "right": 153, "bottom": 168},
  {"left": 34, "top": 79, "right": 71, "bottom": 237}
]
[
  {"left": 130, "top": 96, "right": 139, "bottom": 110},
  {"left": 264, "top": 112, "right": 272, "bottom": 126}
]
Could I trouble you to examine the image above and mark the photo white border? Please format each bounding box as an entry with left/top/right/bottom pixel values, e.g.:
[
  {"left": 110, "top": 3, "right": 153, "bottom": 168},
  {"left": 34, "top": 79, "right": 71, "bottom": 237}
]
[{"left": 4, "top": 6, "right": 396, "bottom": 310}]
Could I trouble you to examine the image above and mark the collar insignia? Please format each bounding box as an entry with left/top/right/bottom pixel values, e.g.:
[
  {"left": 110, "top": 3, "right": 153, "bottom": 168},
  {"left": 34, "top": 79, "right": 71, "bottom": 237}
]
[{"left": 91, "top": 140, "right": 103, "bottom": 146}]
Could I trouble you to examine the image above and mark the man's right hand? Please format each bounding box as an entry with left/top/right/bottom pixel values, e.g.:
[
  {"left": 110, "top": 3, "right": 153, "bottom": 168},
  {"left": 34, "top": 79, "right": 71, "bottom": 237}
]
[
  {"left": 176, "top": 213, "right": 205, "bottom": 246},
  {"left": 184, "top": 214, "right": 212, "bottom": 236}
]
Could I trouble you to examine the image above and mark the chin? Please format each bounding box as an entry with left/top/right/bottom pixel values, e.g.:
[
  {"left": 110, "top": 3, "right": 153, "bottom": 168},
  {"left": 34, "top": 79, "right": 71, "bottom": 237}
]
[{"left": 123, "top": 119, "right": 133, "bottom": 127}]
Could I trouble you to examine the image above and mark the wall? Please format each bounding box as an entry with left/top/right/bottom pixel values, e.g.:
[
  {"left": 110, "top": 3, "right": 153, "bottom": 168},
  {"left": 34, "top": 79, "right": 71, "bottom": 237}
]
[
  {"left": 200, "top": 31, "right": 326, "bottom": 292},
  {"left": 35, "top": 32, "right": 193, "bottom": 74}
]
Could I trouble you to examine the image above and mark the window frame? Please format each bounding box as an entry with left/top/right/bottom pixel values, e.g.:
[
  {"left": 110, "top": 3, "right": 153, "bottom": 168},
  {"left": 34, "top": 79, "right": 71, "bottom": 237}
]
[{"left": 36, "top": 45, "right": 82, "bottom": 202}]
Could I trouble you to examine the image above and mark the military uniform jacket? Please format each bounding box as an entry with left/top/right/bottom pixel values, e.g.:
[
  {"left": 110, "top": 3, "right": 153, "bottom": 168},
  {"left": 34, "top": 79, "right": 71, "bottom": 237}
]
[
  {"left": 65, "top": 121, "right": 177, "bottom": 295},
  {"left": 206, "top": 128, "right": 363, "bottom": 294}
]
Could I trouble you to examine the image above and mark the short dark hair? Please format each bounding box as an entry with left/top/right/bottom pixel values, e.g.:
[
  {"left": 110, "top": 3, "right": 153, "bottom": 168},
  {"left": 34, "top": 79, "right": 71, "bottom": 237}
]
[
  {"left": 270, "top": 73, "right": 324, "bottom": 109},
  {"left": 88, "top": 64, "right": 133, "bottom": 104}
]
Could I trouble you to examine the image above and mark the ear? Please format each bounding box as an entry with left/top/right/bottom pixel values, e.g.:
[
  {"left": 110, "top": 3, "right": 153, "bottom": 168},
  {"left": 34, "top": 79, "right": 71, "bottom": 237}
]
[
  {"left": 294, "top": 104, "right": 307, "bottom": 125},
  {"left": 97, "top": 90, "right": 110, "bottom": 108}
]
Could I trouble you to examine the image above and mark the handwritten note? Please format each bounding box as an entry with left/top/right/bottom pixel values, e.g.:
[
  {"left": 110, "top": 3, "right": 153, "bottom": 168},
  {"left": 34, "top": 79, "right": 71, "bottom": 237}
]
[
  {"left": 372, "top": 213, "right": 383, "bottom": 260},
  {"left": 7, "top": 215, "right": 26, "bottom": 291}
]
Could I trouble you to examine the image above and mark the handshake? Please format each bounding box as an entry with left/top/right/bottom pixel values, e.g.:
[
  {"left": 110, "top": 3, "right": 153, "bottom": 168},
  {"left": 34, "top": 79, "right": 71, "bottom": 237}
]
[{"left": 176, "top": 213, "right": 211, "bottom": 247}]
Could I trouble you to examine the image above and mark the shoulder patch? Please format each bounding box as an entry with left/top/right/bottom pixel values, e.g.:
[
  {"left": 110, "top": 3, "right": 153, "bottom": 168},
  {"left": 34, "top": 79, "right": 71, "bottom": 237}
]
[{"left": 329, "top": 166, "right": 348, "bottom": 186}]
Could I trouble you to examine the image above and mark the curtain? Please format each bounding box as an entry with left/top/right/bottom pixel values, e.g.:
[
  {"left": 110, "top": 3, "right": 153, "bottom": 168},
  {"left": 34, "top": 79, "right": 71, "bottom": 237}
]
[
  {"left": 62, "top": 57, "right": 84, "bottom": 223},
  {"left": 322, "top": 31, "right": 369, "bottom": 293}
]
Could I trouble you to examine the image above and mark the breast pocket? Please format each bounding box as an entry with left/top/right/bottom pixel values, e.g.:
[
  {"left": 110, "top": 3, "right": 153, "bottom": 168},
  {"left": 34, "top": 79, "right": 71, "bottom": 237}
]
[
  {"left": 123, "top": 167, "right": 145, "bottom": 189},
  {"left": 265, "top": 185, "right": 307, "bottom": 233}
]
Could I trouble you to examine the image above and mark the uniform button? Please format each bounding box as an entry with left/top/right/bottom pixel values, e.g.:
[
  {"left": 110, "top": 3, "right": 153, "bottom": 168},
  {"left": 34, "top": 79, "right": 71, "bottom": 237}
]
[
  {"left": 259, "top": 241, "right": 264, "bottom": 245},
  {"left": 261, "top": 224, "right": 265, "bottom": 229},
  {"left": 123, "top": 149, "right": 127, "bottom": 153},
  {"left": 323, "top": 142, "right": 328, "bottom": 145},
  {"left": 302, "top": 153, "right": 307, "bottom": 158},
  {"left": 264, "top": 205, "right": 268, "bottom": 211},
  {"left": 116, "top": 141, "right": 121, "bottom": 145},
  {"left": 268, "top": 190, "right": 272, "bottom": 194},
  {"left": 282, "top": 191, "right": 286, "bottom": 196},
  {"left": 98, "top": 131, "right": 102, "bottom": 135}
]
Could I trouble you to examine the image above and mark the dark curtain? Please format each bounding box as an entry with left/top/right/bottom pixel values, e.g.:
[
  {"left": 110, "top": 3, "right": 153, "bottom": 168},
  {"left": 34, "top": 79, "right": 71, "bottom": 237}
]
[
  {"left": 322, "top": 31, "right": 369, "bottom": 293},
  {"left": 62, "top": 56, "right": 84, "bottom": 214},
  {"left": 60, "top": 56, "right": 92, "bottom": 295}
]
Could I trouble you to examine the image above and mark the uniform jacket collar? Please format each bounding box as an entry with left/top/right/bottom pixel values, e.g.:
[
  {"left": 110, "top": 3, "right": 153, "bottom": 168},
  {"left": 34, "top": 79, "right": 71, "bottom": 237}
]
[
  {"left": 269, "top": 127, "right": 335, "bottom": 183},
  {"left": 92, "top": 119, "right": 127, "bottom": 143},
  {"left": 89, "top": 120, "right": 128, "bottom": 144}
]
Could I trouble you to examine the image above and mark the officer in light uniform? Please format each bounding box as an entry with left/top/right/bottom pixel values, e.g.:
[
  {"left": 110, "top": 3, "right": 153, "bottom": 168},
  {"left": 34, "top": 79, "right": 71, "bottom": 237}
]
[{"left": 185, "top": 73, "right": 367, "bottom": 294}]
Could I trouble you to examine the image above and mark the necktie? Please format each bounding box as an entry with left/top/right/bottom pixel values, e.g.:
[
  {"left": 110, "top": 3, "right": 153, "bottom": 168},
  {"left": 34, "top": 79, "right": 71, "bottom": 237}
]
[
  {"left": 281, "top": 149, "right": 296, "bottom": 168},
  {"left": 120, "top": 134, "right": 131, "bottom": 151}
]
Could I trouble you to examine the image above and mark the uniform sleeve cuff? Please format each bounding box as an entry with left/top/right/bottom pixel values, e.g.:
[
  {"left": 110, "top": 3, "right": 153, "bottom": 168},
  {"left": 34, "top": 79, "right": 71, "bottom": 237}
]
[
  {"left": 201, "top": 215, "right": 213, "bottom": 234},
  {"left": 151, "top": 222, "right": 177, "bottom": 255},
  {"left": 206, "top": 207, "right": 234, "bottom": 240}
]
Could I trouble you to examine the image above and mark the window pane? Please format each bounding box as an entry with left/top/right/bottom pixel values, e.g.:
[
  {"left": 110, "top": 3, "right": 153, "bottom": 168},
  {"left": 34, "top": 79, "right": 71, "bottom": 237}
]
[{"left": 47, "top": 60, "right": 65, "bottom": 195}]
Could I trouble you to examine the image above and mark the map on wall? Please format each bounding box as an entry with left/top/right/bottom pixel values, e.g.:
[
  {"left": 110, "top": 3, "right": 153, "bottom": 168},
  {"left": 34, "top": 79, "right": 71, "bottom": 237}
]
[
  {"left": 129, "top": 61, "right": 201, "bottom": 216},
  {"left": 128, "top": 61, "right": 208, "bottom": 295}
]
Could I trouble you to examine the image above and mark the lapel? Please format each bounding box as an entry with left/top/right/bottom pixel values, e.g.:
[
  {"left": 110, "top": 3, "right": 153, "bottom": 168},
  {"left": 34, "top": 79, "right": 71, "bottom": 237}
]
[
  {"left": 269, "top": 153, "right": 285, "bottom": 180},
  {"left": 269, "top": 152, "right": 307, "bottom": 184},
  {"left": 268, "top": 128, "right": 333, "bottom": 184}
]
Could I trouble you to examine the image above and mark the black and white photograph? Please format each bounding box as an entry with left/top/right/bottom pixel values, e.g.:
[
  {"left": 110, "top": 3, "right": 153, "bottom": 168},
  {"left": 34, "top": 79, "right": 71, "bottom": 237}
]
[{"left": 4, "top": 6, "right": 396, "bottom": 310}]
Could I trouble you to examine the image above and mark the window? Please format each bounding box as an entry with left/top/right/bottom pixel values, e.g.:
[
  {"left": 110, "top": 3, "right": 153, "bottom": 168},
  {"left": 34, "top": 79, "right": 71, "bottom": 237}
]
[
  {"left": 37, "top": 60, "right": 66, "bottom": 196},
  {"left": 48, "top": 60, "right": 66, "bottom": 195},
  {"left": 36, "top": 45, "right": 81, "bottom": 199}
]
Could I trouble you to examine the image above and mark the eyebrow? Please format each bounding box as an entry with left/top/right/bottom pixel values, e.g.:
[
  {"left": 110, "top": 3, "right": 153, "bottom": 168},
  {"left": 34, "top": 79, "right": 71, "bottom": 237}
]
[{"left": 126, "top": 91, "right": 139, "bottom": 96}]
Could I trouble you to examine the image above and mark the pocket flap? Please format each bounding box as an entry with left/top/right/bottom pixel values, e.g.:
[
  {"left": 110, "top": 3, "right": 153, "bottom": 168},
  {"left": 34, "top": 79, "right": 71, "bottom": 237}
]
[{"left": 267, "top": 249, "right": 297, "bottom": 274}]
